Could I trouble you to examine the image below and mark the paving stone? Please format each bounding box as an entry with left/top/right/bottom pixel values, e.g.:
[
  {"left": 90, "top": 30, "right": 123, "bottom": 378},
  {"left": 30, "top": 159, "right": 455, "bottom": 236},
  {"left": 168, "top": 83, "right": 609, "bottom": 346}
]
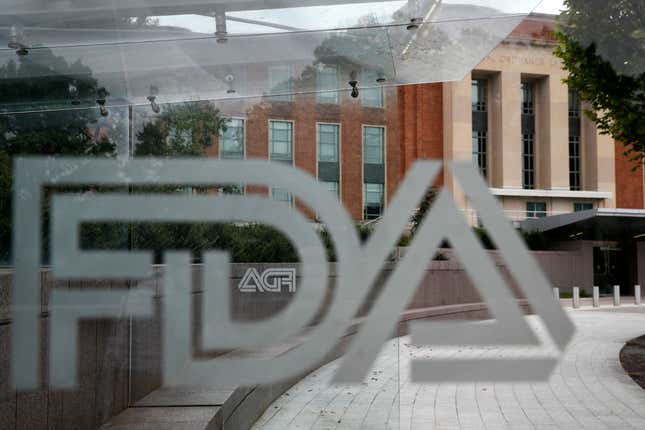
[{"left": 252, "top": 310, "right": 645, "bottom": 430}]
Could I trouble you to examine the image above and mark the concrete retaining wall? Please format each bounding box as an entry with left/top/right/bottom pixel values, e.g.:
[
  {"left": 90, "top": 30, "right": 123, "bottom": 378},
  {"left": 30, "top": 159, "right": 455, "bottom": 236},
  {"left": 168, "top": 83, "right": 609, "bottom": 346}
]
[{"left": 0, "top": 248, "right": 582, "bottom": 429}]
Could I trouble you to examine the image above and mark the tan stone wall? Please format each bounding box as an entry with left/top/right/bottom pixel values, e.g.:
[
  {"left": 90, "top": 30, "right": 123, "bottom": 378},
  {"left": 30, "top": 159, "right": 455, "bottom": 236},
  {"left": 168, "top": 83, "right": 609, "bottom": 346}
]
[{"left": 443, "top": 39, "right": 617, "bottom": 219}]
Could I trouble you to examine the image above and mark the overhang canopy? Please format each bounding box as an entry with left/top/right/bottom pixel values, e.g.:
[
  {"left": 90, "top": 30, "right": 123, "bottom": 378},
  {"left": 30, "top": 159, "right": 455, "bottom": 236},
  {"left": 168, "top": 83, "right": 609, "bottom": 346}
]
[
  {"left": 520, "top": 209, "right": 645, "bottom": 241},
  {"left": 0, "top": 0, "right": 542, "bottom": 112}
]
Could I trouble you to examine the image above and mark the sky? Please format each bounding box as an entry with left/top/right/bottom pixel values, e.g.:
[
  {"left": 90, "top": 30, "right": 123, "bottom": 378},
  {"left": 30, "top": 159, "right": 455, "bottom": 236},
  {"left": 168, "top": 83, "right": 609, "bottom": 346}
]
[
  {"left": 157, "top": 0, "right": 567, "bottom": 35},
  {"left": 534, "top": 0, "right": 565, "bottom": 14}
]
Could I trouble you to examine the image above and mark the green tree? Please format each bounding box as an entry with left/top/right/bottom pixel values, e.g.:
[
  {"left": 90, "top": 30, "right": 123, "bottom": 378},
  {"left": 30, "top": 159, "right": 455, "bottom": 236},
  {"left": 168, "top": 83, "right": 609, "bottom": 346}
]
[
  {"left": 131, "top": 101, "right": 229, "bottom": 262},
  {"left": 0, "top": 49, "right": 117, "bottom": 263},
  {"left": 554, "top": 0, "right": 645, "bottom": 164},
  {"left": 134, "top": 101, "right": 226, "bottom": 157}
]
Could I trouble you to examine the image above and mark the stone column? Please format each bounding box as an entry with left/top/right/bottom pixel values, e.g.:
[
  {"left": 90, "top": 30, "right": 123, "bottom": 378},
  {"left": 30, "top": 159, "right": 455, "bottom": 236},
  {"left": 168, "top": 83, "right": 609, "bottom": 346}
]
[
  {"left": 537, "top": 75, "right": 569, "bottom": 190},
  {"left": 492, "top": 71, "right": 522, "bottom": 189},
  {"left": 442, "top": 76, "right": 472, "bottom": 211}
]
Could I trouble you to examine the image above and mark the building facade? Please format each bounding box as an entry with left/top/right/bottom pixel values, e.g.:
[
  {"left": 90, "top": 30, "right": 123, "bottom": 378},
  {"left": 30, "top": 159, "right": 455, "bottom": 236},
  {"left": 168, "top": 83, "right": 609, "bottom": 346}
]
[
  {"left": 400, "top": 13, "right": 644, "bottom": 223},
  {"left": 200, "top": 14, "right": 643, "bottom": 223},
  {"left": 203, "top": 82, "right": 399, "bottom": 221}
]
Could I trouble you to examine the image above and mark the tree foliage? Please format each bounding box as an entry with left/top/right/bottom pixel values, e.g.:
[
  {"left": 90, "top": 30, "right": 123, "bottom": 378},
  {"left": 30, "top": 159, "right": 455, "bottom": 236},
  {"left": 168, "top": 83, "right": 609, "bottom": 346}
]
[
  {"left": 554, "top": 0, "right": 645, "bottom": 164},
  {"left": 0, "top": 49, "right": 117, "bottom": 263},
  {"left": 135, "top": 101, "right": 226, "bottom": 157}
]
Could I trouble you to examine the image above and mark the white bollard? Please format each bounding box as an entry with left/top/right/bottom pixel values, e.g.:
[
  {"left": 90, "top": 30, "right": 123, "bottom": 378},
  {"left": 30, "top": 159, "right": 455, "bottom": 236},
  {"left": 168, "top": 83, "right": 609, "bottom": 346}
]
[
  {"left": 635, "top": 285, "right": 641, "bottom": 305},
  {"left": 613, "top": 285, "right": 620, "bottom": 306},
  {"left": 572, "top": 287, "right": 580, "bottom": 309},
  {"left": 553, "top": 287, "right": 560, "bottom": 302},
  {"left": 593, "top": 286, "right": 600, "bottom": 307}
]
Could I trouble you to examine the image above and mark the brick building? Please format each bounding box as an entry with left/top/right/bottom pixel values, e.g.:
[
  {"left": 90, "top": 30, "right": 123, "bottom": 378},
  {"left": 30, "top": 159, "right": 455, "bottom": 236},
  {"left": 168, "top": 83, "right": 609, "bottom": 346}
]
[
  {"left": 206, "top": 80, "right": 400, "bottom": 221},
  {"left": 202, "top": 13, "right": 643, "bottom": 223}
]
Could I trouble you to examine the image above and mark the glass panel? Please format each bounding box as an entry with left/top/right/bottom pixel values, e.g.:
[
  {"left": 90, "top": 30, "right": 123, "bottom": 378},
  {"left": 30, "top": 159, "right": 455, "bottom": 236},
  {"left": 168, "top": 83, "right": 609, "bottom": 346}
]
[
  {"left": 0, "top": 3, "right": 543, "bottom": 109},
  {"left": 361, "top": 69, "right": 385, "bottom": 107},
  {"left": 363, "top": 126, "right": 384, "bottom": 164},
  {"left": 317, "top": 64, "right": 339, "bottom": 104},
  {"left": 472, "top": 130, "right": 487, "bottom": 178},
  {"left": 220, "top": 118, "right": 245, "bottom": 159},
  {"left": 568, "top": 88, "right": 581, "bottom": 118},
  {"left": 574, "top": 202, "right": 594, "bottom": 212},
  {"left": 521, "top": 82, "right": 535, "bottom": 115},
  {"left": 363, "top": 182, "right": 384, "bottom": 220},
  {"left": 269, "top": 65, "right": 294, "bottom": 102},
  {"left": 522, "top": 133, "right": 535, "bottom": 189},
  {"left": 271, "top": 186, "right": 292, "bottom": 204},
  {"left": 472, "top": 78, "right": 487, "bottom": 112},
  {"left": 317, "top": 123, "right": 339, "bottom": 162},
  {"left": 526, "top": 201, "right": 547, "bottom": 218},
  {"left": 269, "top": 120, "right": 293, "bottom": 161},
  {"left": 321, "top": 180, "right": 339, "bottom": 197}
]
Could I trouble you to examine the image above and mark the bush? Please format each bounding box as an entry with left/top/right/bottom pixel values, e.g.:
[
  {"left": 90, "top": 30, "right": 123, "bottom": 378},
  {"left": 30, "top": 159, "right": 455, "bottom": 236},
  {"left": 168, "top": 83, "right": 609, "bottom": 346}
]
[
  {"left": 472, "top": 226, "right": 496, "bottom": 250},
  {"left": 521, "top": 230, "right": 550, "bottom": 250}
]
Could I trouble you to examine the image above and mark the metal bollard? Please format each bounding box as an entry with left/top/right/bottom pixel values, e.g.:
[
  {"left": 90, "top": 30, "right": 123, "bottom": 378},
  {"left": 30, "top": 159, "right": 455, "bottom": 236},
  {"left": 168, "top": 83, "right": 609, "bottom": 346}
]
[
  {"left": 613, "top": 285, "right": 620, "bottom": 306},
  {"left": 593, "top": 286, "right": 600, "bottom": 307},
  {"left": 572, "top": 286, "right": 580, "bottom": 309},
  {"left": 553, "top": 287, "right": 560, "bottom": 302},
  {"left": 635, "top": 285, "right": 641, "bottom": 306}
]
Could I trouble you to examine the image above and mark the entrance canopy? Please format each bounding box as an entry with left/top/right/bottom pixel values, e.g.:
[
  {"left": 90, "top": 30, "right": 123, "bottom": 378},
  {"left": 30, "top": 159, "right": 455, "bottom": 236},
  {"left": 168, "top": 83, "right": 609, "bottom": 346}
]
[
  {"left": 0, "top": 0, "right": 542, "bottom": 112},
  {"left": 521, "top": 209, "right": 645, "bottom": 241}
]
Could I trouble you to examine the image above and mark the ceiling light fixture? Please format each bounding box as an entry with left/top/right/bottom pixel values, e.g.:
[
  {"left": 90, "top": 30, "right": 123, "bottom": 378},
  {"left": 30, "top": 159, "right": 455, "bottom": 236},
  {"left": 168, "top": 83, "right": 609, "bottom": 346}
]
[
  {"left": 147, "top": 85, "right": 160, "bottom": 113},
  {"left": 96, "top": 87, "right": 109, "bottom": 117},
  {"left": 349, "top": 71, "right": 359, "bottom": 98}
]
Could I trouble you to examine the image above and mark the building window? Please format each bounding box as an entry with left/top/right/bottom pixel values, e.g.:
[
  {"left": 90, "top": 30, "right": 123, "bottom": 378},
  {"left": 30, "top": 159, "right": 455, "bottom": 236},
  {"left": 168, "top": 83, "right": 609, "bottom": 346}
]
[
  {"left": 269, "top": 121, "right": 293, "bottom": 161},
  {"left": 522, "top": 133, "right": 535, "bottom": 189},
  {"left": 569, "top": 135, "right": 581, "bottom": 191},
  {"left": 472, "top": 79, "right": 487, "bottom": 112},
  {"left": 321, "top": 181, "right": 339, "bottom": 197},
  {"left": 222, "top": 184, "right": 244, "bottom": 195},
  {"left": 361, "top": 70, "right": 384, "bottom": 108},
  {"left": 269, "top": 65, "right": 293, "bottom": 102},
  {"left": 472, "top": 131, "right": 487, "bottom": 178},
  {"left": 271, "top": 187, "right": 292, "bottom": 205},
  {"left": 472, "top": 77, "right": 488, "bottom": 180},
  {"left": 526, "top": 201, "right": 546, "bottom": 219},
  {"left": 568, "top": 89, "right": 580, "bottom": 118},
  {"left": 521, "top": 82, "right": 534, "bottom": 115},
  {"left": 317, "top": 65, "right": 339, "bottom": 104},
  {"left": 363, "top": 126, "right": 384, "bottom": 164},
  {"left": 317, "top": 123, "right": 339, "bottom": 162},
  {"left": 220, "top": 118, "right": 244, "bottom": 159},
  {"left": 569, "top": 89, "right": 582, "bottom": 191},
  {"left": 364, "top": 183, "right": 384, "bottom": 220},
  {"left": 574, "top": 202, "right": 593, "bottom": 212}
]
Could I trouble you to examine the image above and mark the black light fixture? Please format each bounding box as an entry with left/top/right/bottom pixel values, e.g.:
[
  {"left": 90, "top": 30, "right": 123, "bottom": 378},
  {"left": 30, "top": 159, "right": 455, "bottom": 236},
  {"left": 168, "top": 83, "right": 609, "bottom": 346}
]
[
  {"left": 96, "top": 87, "right": 109, "bottom": 117},
  {"left": 376, "top": 72, "right": 386, "bottom": 84},
  {"left": 147, "top": 85, "right": 160, "bottom": 113},
  {"left": 407, "top": 17, "right": 422, "bottom": 31},
  {"left": 225, "top": 74, "right": 236, "bottom": 94},
  {"left": 349, "top": 70, "right": 359, "bottom": 98},
  {"left": 8, "top": 25, "right": 29, "bottom": 56},
  {"left": 68, "top": 82, "right": 81, "bottom": 105},
  {"left": 215, "top": 10, "right": 228, "bottom": 43}
]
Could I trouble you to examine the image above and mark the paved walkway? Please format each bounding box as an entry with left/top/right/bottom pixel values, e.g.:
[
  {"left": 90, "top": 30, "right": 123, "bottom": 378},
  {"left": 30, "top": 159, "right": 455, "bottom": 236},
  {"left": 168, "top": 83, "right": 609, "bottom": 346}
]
[{"left": 252, "top": 307, "right": 645, "bottom": 430}]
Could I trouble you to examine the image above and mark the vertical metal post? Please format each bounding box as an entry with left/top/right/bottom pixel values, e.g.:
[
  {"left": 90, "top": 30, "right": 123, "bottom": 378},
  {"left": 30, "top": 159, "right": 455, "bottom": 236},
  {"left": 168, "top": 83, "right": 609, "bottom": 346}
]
[
  {"left": 613, "top": 285, "right": 620, "bottom": 306},
  {"left": 553, "top": 287, "right": 560, "bottom": 302},
  {"left": 572, "top": 287, "right": 580, "bottom": 309},
  {"left": 635, "top": 285, "right": 641, "bottom": 305},
  {"left": 593, "top": 286, "right": 600, "bottom": 307}
]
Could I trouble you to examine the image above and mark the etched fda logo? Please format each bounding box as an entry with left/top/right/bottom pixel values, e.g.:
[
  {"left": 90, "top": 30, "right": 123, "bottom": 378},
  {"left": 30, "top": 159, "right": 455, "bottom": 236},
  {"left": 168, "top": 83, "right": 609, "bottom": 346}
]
[
  {"left": 10, "top": 157, "right": 574, "bottom": 390},
  {"left": 239, "top": 268, "right": 296, "bottom": 293}
]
